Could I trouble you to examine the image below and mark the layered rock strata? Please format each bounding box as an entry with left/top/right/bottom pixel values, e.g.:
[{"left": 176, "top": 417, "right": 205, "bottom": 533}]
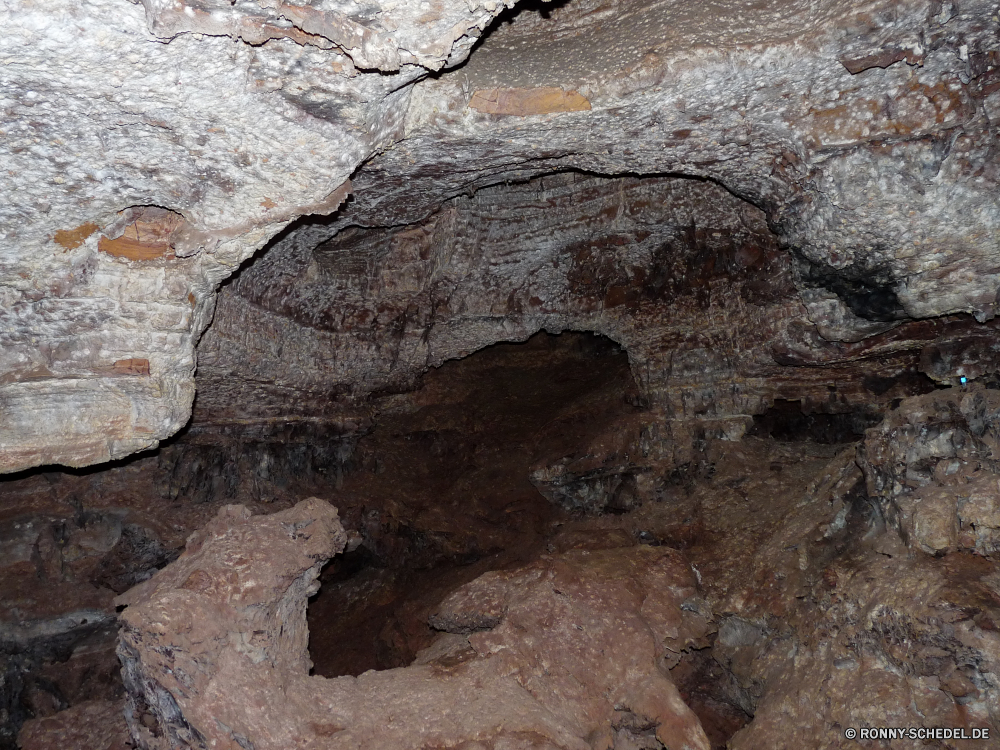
[
  {"left": 0, "top": 0, "right": 514, "bottom": 471},
  {"left": 8, "top": 375, "right": 1000, "bottom": 748},
  {"left": 198, "top": 170, "right": 955, "bottom": 473}
]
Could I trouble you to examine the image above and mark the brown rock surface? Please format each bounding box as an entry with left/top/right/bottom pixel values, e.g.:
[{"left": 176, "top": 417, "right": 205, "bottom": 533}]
[
  {"left": 115, "top": 498, "right": 347, "bottom": 750},
  {"left": 115, "top": 496, "right": 712, "bottom": 750},
  {"left": 626, "top": 418, "right": 1000, "bottom": 750},
  {"left": 861, "top": 385, "right": 1000, "bottom": 555},
  {"left": 16, "top": 699, "right": 131, "bottom": 750},
  {"left": 0, "top": 506, "right": 170, "bottom": 749},
  {"left": 197, "top": 169, "right": 949, "bottom": 477},
  {"left": 11, "top": 355, "right": 1000, "bottom": 749},
  {"left": 5, "top": 0, "right": 1000, "bottom": 746}
]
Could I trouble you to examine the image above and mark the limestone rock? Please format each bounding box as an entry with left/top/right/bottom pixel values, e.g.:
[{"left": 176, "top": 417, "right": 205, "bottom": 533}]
[
  {"left": 0, "top": 0, "right": 511, "bottom": 472},
  {"left": 860, "top": 385, "right": 1000, "bottom": 554},
  {"left": 3, "top": 0, "right": 1000, "bottom": 472},
  {"left": 633, "top": 434, "right": 1000, "bottom": 749},
  {"left": 196, "top": 170, "right": 930, "bottom": 474},
  {"left": 115, "top": 497, "right": 712, "bottom": 750},
  {"left": 528, "top": 415, "right": 650, "bottom": 514},
  {"left": 0, "top": 508, "right": 157, "bottom": 747}
]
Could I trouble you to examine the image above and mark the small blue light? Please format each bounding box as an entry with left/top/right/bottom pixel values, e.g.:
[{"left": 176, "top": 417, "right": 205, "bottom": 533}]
[{"left": 961, "top": 376, "right": 968, "bottom": 385}]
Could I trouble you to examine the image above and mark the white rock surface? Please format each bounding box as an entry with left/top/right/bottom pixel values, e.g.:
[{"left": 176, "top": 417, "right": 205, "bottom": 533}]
[{"left": 0, "top": 0, "right": 513, "bottom": 470}]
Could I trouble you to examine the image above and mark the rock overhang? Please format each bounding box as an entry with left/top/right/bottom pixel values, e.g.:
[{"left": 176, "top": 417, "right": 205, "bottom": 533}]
[{"left": 1, "top": 0, "right": 999, "bottom": 472}]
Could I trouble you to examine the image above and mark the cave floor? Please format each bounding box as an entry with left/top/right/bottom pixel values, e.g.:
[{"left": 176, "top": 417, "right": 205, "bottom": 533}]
[
  {"left": 307, "top": 431, "right": 854, "bottom": 748},
  {"left": 6, "top": 335, "right": 999, "bottom": 749}
]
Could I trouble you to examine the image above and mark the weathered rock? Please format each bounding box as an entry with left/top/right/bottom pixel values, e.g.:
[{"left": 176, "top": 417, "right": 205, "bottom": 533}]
[
  {"left": 725, "top": 551, "right": 1000, "bottom": 750},
  {"left": 860, "top": 385, "right": 1000, "bottom": 555},
  {"left": 198, "top": 170, "right": 943, "bottom": 474},
  {"left": 115, "top": 498, "right": 347, "bottom": 749},
  {"left": 116, "top": 496, "right": 713, "bottom": 750},
  {"left": 529, "top": 414, "right": 650, "bottom": 514},
  {"left": 16, "top": 699, "right": 130, "bottom": 750},
  {"left": 0, "top": 0, "right": 509, "bottom": 472},
  {"left": 5, "top": 1, "right": 1000, "bottom": 745},
  {"left": 425, "top": 546, "right": 713, "bottom": 750},
  {"left": 0, "top": 509, "right": 137, "bottom": 748},
  {"left": 623, "top": 434, "right": 1000, "bottom": 749}
]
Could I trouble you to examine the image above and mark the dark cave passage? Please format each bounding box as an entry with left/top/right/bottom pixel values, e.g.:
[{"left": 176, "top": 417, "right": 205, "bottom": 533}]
[
  {"left": 306, "top": 330, "right": 644, "bottom": 677},
  {"left": 748, "top": 399, "right": 883, "bottom": 444}
]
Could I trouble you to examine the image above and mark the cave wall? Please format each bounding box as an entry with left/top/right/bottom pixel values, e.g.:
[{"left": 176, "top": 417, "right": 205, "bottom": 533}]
[
  {"left": 197, "top": 173, "right": 797, "bottom": 437},
  {"left": 4, "top": 0, "right": 1000, "bottom": 746},
  {"left": 2, "top": 0, "right": 999, "bottom": 472},
  {"left": 0, "top": 0, "right": 510, "bottom": 472}
]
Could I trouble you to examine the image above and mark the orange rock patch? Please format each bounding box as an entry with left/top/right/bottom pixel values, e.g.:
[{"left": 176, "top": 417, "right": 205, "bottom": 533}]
[
  {"left": 111, "top": 359, "right": 151, "bottom": 376},
  {"left": 469, "top": 87, "right": 591, "bottom": 116},
  {"left": 53, "top": 222, "right": 99, "bottom": 250},
  {"left": 98, "top": 207, "right": 186, "bottom": 261}
]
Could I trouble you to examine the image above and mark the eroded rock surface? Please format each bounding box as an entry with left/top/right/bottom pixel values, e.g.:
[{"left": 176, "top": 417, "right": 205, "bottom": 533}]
[
  {"left": 16, "top": 699, "right": 130, "bottom": 750},
  {"left": 862, "top": 385, "right": 1000, "bottom": 556},
  {"left": 197, "top": 169, "right": 947, "bottom": 474},
  {"left": 5, "top": 1, "right": 1000, "bottom": 744},
  {"left": 0, "top": 505, "right": 176, "bottom": 749},
  {"left": 116, "top": 497, "right": 713, "bottom": 750},
  {"left": 0, "top": 0, "right": 509, "bottom": 471},
  {"left": 625, "top": 398, "right": 1000, "bottom": 750},
  {"left": 9, "top": 376, "right": 1000, "bottom": 749},
  {"left": 115, "top": 498, "right": 346, "bottom": 749},
  {"left": 3, "top": 0, "right": 1000, "bottom": 471}
]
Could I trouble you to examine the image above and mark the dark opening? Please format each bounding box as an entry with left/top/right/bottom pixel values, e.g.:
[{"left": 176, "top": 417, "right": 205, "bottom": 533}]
[
  {"left": 306, "top": 330, "right": 643, "bottom": 677},
  {"left": 748, "top": 399, "right": 882, "bottom": 444}
]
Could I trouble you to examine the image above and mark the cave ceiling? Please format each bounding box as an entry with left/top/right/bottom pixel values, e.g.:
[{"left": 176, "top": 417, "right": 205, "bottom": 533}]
[{"left": 1, "top": 0, "right": 999, "bottom": 472}]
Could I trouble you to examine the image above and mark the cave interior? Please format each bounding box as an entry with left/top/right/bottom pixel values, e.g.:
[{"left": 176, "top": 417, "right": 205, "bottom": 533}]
[{"left": 3, "top": 0, "right": 1000, "bottom": 748}]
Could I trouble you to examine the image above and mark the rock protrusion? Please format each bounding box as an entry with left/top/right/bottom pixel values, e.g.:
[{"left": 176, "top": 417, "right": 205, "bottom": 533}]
[
  {"left": 860, "top": 386, "right": 1000, "bottom": 555},
  {"left": 116, "top": 498, "right": 347, "bottom": 750},
  {"left": 116, "top": 498, "right": 712, "bottom": 749}
]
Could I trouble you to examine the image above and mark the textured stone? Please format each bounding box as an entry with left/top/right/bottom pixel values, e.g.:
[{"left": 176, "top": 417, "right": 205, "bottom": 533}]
[
  {"left": 528, "top": 414, "right": 649, "bottom": 514},
  {"left": 621, "top": 434, "right": 1000, "bottom": 749},
  {"left": 116, "top": 498, "right": 347, "bottom": 749},
  {"left": 116, "top": 497, "right": 712, "bottom": 750},
  {"left": 16, "top": 699, "right": 130, "bottom": 750},
  {"left": 0, "top": 504, "right": 181, "bottom": 747},
  {"left": 11, "top": 359, "right": 1000, "bottom": 748},
  {"left": 3, "top": 0, "right": 1000, "bottom": 471},
  {"left": 197, "top": 171, "right": 940, "bottom": 474},
  {"left": 860, "top": 385, "right": 1000, "bottom": 555},
  {"left": 0, "top": 0, "right": 509, "bottom": 471},
  {"left": 5, "top": 0, "right": 1000, "bottom": 745}
]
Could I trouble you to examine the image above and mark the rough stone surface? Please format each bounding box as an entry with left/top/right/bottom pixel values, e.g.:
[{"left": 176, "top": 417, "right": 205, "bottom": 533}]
[
  {"left": 101, "top": 395, "right": 1000, "bottom": 750},
  {"left": 197, "top": 170, "right": 947, "bottom": 474},
  {"left": 115, "top": 497, "right": 347, "bottom": 749},
  {"left": 0, "top": 0, "right": 509, "bottom": 471},
  {"left": 861, "top": 385, "right": 1000, "bottom": 555},
  {"left": 617, "top": 431, "right": 1000, "bottom": 750},
  {"left": 16, "top": 699, "right": 131, "bottom": 750},
  {"left": 5, "top": 0, "right": 1000, "bottom": 745},
  {"left": 3, "top": 0, "right": 1000, "bottom": 471},
  {"left": 116, "top": 497, "right": 712, "bottom": 750},
  {"left": 528, "top": 414, "right": 650, "bottom": 514},
  {"left": 10, "top": 349, "right": 1000, "bottom": 748},
  {"left": 0, "top": 504, "right": 175, "bottom": 749}
]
